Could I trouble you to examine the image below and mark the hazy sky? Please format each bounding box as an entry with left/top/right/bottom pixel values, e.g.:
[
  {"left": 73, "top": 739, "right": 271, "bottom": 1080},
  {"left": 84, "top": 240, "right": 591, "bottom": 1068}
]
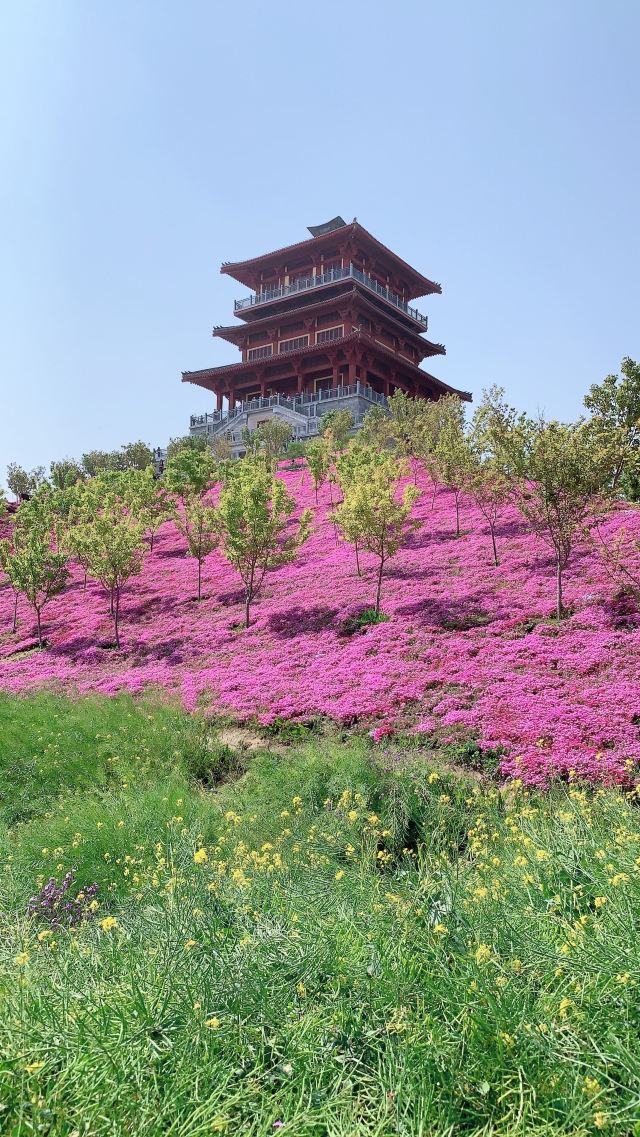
[{"left": 1, "top": 0, "right": 639, "bottom": 482}]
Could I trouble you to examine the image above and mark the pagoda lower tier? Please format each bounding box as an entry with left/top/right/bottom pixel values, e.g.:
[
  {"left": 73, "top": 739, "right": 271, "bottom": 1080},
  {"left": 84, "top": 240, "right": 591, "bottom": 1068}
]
[{"left": 182, "top": 328, "right": 470, "bottom": 410}]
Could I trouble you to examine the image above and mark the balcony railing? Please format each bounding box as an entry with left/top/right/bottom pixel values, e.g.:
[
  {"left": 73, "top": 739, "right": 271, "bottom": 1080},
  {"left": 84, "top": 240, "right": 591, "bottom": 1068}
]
[
  {"left": 234, "top": 263, "right": 428, "bottom": 329},
  {"left": 189, "top": 381, "right": 389, "bottom": 435}
]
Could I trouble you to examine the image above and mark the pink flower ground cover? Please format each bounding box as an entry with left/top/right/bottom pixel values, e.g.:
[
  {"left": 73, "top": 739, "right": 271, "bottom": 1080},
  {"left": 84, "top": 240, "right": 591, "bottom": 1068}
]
[{"left": 1, "top": 467, "right": 640, "bottom": 787}]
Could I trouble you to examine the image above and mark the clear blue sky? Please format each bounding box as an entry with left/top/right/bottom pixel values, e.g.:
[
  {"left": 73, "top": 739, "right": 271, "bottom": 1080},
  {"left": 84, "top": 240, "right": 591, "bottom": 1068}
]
[{"left": 1, "top": 0, "right": 638, "bottom": 482}]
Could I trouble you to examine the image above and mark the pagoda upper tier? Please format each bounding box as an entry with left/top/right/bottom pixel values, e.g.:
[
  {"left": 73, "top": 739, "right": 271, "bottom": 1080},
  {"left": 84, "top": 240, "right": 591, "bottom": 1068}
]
[{"left": 182, "top": 218, "right": 471, "bottom": 410}]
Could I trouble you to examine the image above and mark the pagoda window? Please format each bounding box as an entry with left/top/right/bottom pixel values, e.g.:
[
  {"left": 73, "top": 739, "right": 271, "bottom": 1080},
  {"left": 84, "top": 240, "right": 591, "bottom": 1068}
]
[
  {"left": 316, "top": 325, "right": 344, "bottom": 344},
  {"left": 279, "top": 334, "right": 309, "bottom": 354},
  {"left": 247, "top": 345, "right": 274, "bottom": 361}
]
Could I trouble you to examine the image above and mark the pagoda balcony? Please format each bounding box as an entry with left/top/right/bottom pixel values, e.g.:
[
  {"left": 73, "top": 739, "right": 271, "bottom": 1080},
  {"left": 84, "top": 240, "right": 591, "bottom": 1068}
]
[
  {"left": 189, "top": 382, "right": 389, "bottom": 434},
  {"left": 234, "top": 264, "right": 428, "bottom": 329}
]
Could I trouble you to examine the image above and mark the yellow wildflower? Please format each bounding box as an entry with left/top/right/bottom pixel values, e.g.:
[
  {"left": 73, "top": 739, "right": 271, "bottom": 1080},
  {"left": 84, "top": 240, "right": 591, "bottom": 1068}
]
[
  {"left": 99, "top": 916, "right": 118, "bottom": 932},
  {"left": 204, "top": 1017, "right": 221, "bottom": 1029},
  {"left": 335, "top": 870, "right": 345, "bottom": 881},
  {"left": 474, "top": 944, "right": 492, "bottom": 965},
  {"left": 14, "top": 952, "right": 30, "bottom": 965},
  {"left": 193, "top": 848, "right": 208, "bottom": 865}
]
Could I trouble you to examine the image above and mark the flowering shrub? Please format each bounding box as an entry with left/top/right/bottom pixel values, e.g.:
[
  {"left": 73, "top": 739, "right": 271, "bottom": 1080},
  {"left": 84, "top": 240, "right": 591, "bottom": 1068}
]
[
  {"left": 1, "top": 465, "right": 640, "bottom": 787},
  {"left": 27, "top": 870, "right": 99, "bottom": 928}
]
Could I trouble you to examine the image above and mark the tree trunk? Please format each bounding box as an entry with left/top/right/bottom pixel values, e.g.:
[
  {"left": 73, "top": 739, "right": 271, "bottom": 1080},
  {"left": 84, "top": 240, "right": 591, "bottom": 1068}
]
[
  {"left": 355, "top": 541, "right": 361, "bottom": 577},
  {"left": 114, "top": 586, "right": 121, "bottom": 648},
  {"left": 109, "top": 586, "right": 114, "bottom": 616},
  {"left": 149, "top": 531, "right": 154, "bottom": 553},
  {"left": 455, "top": 492, "right": 461, "bottom": 538},
  {"left": 12, "top": 591, "right": 18, "bottom": 633},
  {"left": 490, "top": 523, "right": 499, "bottom": 566},
  {"left": 36, "top": 607, "right": 43, "bottom": 648},
  {"left": 244, "top": 592, "right": 251, "bottom": 628},
  {"left": 556, "top": 557, "right": 564, "bottom": 621},
  {"left": 375, "top": 557, "right": 385, "bottom": 614},
  {"left": 431, "top": 483, "right": 438, "bottom": 509},
  {"left": 83, "top": 570, "right": 87, "bottom": 591},
  {"left": 197, "top": 558, "right": 202, "bottom": 601}
]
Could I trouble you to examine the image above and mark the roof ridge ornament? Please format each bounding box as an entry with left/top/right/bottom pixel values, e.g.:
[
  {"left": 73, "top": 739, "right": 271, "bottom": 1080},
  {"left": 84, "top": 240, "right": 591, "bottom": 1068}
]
[{"left": 307, "top": 216, "right": 347, "bottom": 237}]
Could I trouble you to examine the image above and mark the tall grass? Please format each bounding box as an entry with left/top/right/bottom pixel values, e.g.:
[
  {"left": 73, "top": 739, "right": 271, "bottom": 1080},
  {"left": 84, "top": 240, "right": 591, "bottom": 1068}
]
[{"left": 1, "top": 694, "right": 639, "bottom": 1134}]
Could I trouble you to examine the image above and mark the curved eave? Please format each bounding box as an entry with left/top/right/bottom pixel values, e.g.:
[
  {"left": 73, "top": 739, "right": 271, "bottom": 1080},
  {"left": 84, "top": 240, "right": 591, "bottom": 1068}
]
[
  {"left": 182, "top": 330, "right": 470, "bottom": 401},
  {"left": 212, "top": 288, "right": 446, "bottom": 359},
  {"left": 220, "top": 222, "right": 441, "bottom": 299}
]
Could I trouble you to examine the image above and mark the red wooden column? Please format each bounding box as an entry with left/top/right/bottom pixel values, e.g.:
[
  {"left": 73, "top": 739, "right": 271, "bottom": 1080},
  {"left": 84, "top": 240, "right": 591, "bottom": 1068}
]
[
  {"left": 296, "top": 373, "right": 304, "bottom": 394},
  {"left": 215, "top": 390, "right": 223, "bottom": 412},
  {"left": 228, "top": 388, "right": 236, "bottom": 410},
  {"left": 260, "top": 379, "right": 268, "bottom": 397},
  {"left": 332, "top": 364, "right": 340, "bottom": 388}
]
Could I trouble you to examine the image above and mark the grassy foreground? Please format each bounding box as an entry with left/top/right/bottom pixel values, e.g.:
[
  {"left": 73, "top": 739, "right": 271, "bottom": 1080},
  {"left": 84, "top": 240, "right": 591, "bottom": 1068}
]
[{"left": 1, "top": 694, "right": 640, "bottom": 1135}]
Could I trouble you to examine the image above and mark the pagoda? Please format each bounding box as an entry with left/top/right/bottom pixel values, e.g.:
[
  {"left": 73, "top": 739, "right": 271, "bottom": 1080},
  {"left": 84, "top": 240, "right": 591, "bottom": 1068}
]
[{"left": 182, "top": 217, "right": 471, "bottom": 454}]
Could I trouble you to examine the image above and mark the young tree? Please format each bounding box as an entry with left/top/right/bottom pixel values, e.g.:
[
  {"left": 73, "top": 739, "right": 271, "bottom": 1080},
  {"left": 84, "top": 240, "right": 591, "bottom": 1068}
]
[
  {"left": 164, "top": 447, "right": 217, "bottom": 502},
  {"left": 81, "top": 450, "right": 120, "bottom": 477},
  {"left": 166, "top": 434, "right": 210, "bottom": 460},
  {"left": 333, "top": 455, "right": 419, "bottom": 613},
  {"left": 285, "top": 440, "right": 307, "bottom": 469},
  {"left": 584, "top": 357, "right": 640, "bottom": 492},
  {"left": 6, "top": 463, "right": 46, "bottom": 502},
  {"left": 467, "top": 459, "right": 511, "bottom": 565},
  {"left": 123, "top": 467, "right": 171, "bottom": 552},
  {"left": 173, "top": 496, "right": 220, "bottom": 600},
  {"left": 433, "top": 403, "right": 474, "bottom": 537},
  {"left": 211, "top": 434, "right": 233, "bottom": 462},
  {"left": 118, "top": 441, "right": 154, "bottom": 471},
  {"left": 242, "top": 419, "right": 294, "bottom": 469},
  {"left": 50, "top": 459, "right": 84, "bottom": 491},
  {"left": 335, "top": 442, "right": 390, "bottom": 574},
  {"left": 306, "top": 437, "right": 332, "bottom": 502},
  {"left": 319, "top": 409, "right": 354, "bottom": 450},
  {"left": 0, "top": 523, "right": 68, "bottom": 646},
  {"left": 75, "top": 505, "right": 145, "bottom": 648},
  {"left": 515, "top": 419, "right": 610, "bottom": 619},
  {"left": 217, "top": 460, "right": 312, "bottom": 627}
]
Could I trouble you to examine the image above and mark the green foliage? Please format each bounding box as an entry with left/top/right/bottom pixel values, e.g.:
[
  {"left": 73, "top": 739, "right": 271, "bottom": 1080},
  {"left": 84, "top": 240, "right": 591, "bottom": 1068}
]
[
  {"left": 49, "top": 458, "right": 84, "bottom": 491},
  {"left": 319, "top": 409, "right": 354, "bottom": 449},
  {"left": 305, "top": 436, "right": 332, "bottom": 501},
  {"left": 584, "top": 357, "right": 640, "bottom": 492},
  {"left": 242, "top": 419, "right": 294, "bottom": 468},
  {"left": 2, "top": 694, "right": 640, "bottom": 1134},
  {"left": 164, "top": 447, "right": 217, "bottom": 500},
  {"left": 0, "top": 691, "right": 212, "bottom": 826},
  {"left": 515, "top": 419, "right": 612, "bottom": 619},
  {"left": 217, "top": 459, "right": 312, "bottom": 626},
  {"left": 166, "top": 433, "right": 210, "bottom": 459},
  {"left": 433, "top": 397, "right": 474, "bottom": 536},
  {"left": 0, "top": 515, "right": 68, "bottom": 646},
  {"left": 121, "top": 466, "right": 171, "bottom": 551},
  {"left": 173, "top": 495, "right": 220, "bottom": 600},
  {"left": 81, "top": 443, "right": 153, "bottom": 478},
  {"left": 6, "top": 462, "right": 46, "bottom": 502},
  {"left": 70, "top": 502, "right": 145, "bottom": 647},
  {"left": 333, "top": 451, "right": 419, "bottom": 612},
  {"left": 340, "top": 606, "right": 390, "bottom": 635}
]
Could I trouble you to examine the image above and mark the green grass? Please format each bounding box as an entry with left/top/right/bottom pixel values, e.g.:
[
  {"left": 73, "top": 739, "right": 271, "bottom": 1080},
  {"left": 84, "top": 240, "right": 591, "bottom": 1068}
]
[{"left": 1, "top": 693, "right": 640, "bottom": 1135}]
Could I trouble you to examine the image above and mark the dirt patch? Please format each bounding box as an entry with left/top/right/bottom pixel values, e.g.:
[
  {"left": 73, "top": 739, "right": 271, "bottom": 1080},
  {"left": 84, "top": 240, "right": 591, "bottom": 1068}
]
[{"left": 215, "top": 726, "right": 286, "bottom": 755}]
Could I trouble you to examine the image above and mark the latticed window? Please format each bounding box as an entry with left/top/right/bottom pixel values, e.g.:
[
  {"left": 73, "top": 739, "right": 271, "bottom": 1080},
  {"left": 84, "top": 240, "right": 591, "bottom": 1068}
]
[
  {"left": 316, "top": 325, "right": 344, "bottom": 344},
  {"left": 279, "top": 335, "right": 309, "bottom": 354},
  {"left": 247, "top": 345, "right": 273, "bottom": 361}
]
